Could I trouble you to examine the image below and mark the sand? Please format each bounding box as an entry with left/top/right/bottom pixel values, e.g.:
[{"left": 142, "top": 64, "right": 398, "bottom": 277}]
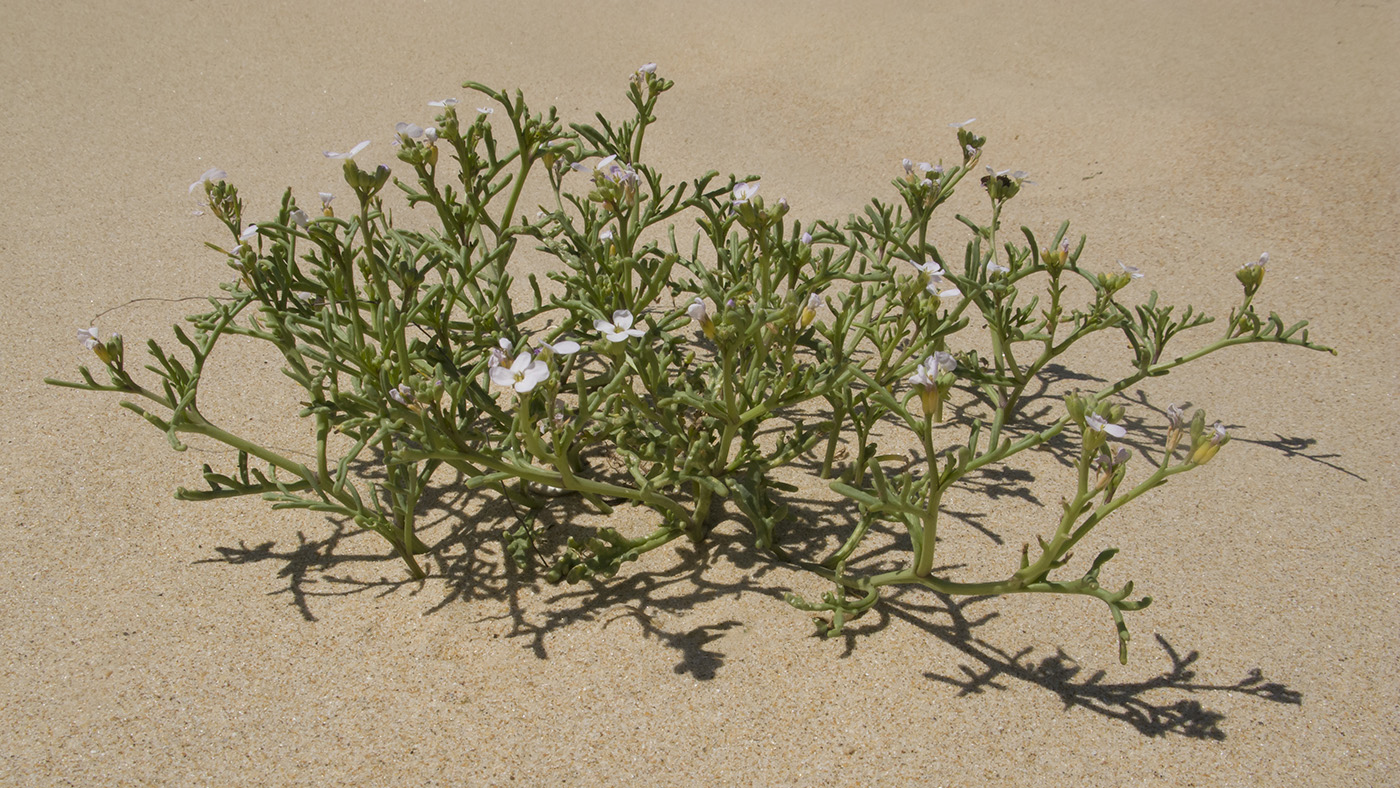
[{"left": 2, "top": 0, "right": 1397, "bottom": 785}]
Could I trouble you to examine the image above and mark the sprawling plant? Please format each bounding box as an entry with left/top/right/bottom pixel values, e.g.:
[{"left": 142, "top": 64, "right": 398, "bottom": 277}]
[{"left": 52, "top": 67, "right": 1331, "bottom": 662}]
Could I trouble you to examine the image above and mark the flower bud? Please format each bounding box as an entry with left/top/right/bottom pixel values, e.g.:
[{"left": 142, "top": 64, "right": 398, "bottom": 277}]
[
  {"left": 799, "top": 293, "right": 821, "bottom": 329},
  {"left": 1236, "top": 252, "right": 1267, "bottom": 296}
]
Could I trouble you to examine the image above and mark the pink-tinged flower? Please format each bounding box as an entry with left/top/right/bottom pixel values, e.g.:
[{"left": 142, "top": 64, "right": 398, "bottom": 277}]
[
  {"left": 490, "top": 352, "right": 550, "bottom": 393},
  {"left": 594, "top": 309, "right": 646, "bottom": 343},
  {"left": 188, "top": 167, "right": 226, "bottom": 193},
  {"left": 1086, "top": 413, "right": 1127, "bottom": 439},
  {"left": 428, "top": 98, "right": 459, "bottom": 107},
  {"left": 323, "top": 140, "right": 370, "bottom": 159}
]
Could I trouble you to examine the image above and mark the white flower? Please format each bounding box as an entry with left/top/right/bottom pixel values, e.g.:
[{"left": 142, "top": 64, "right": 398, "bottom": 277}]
[
  {"left": 289, "top": 209, "right": 310, "bottom": 228},
  {"left": 902, "top": 158, "right": 915, "bottom": 175},
  {"left": 239, "top": 223, "right": 259, "bottom": 243},
  {"left": 1086, "top": 413, "right": 1127, "bottom": 439},
  {"left": 477, "top": 107, "right": 494, "bottom": 115},
  {"left": 638, "top": 62, "right": 657, "bottom": 75},
  {"left": 986, "top": 260, "right": 1010, "bottom": 275},
  {"left": 428, "top": 98, "right": 459, "bottom": 107},
  {"left": 799, "top": 231, "right": 812, "bottom": 245},
  {"left": 909, "top": 351, "right": 956, "bottom": 389},
  {"left": 188, "top": 167, "right": 226, "bottom": 193},
  {"left": 77, "top": 326, "right": 101, "bottom": 351},
  {"left": 949, "top": 118, "right": 976, "bottom": 128},
  {"left": 594, "top": 309, "right": 646, "bottom": 343},
  {"left": 731, "top": 181, "right": 760, "bottom": 205},
  {"left": 490, "top": 351, "right": 550, "bottom": 393},
  {"left": 1242, "top": 252, "right": 1268, "bottom": 270},
  {"left": 540, "top": 338, "right": 581, "bottom": 356},
  {"left": 394, "top": 122, "right": 425, "bottom": 143},
  {"left": 1117, "top": 261, "right": 1143, "bottom": 279},
  {"left": 910, "top": 259, "right": 961, "bottom": 298},
  {"left": 599, "top": 227, "right": 614, "bottom": 242},
  {"left": 423, "top": 127, "right": 438, "bottom": 144},
  {"left": 323, "top": 140, "right": 371, "bottom": 159},
  {"left": 319, "top": 192, "right": 335, "bottom": 209}
]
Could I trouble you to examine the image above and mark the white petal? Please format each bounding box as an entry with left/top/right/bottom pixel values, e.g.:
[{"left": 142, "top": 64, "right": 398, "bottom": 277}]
[
  {"left": 508, "top": 352, "right": 532, "bottom": 374},
  {"left": 949, "top": 118, "right": 976, "bottom": 128},
  {"left": 606, "top": 330, "right": 629, "bottom": 343},
  {"left": 428, "top": 98, "right": 459, "bottom": 107},
  {"left": 489, "top": 365, "right": 515, "bottom": 387},
  {"left": 521, "top": 360, "right": 550, "bottom": 386},
  {"left": 611, "top": 309, "right": 634, "bottom": 331},
  {"left": 548, "top": 340, "right": 580, "bottom": 355},
  {"left": 1105, "top": 423, "right": 1127, "bottom": 438},
  {"left": 594, "top": 318, "right": 615, "bottom": 334},
  {"left": 626, "top": 327, "right": 646, "bottom": 338},
  {"left": 477, "top": 107, "right": 494, "bottom": 115}
]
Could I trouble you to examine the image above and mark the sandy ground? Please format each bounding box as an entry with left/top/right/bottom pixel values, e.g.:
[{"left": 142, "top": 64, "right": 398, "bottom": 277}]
[{"left": 2, "top": 0, "right": 1398, "bottom": 785}]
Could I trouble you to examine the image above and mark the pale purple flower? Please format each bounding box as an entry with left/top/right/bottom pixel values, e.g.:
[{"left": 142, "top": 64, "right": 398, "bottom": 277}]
[
  {"left": 599, "top": 227, "right": 614, "bottom": 242},
  {"left": 594, "top": 309, "right": 646, "bottom": 343},
  {"left": 799, "top": 231, "right": 812, "bottom": 245},
  {"left": 490, "top": 352, "right": 550, "bottom": 393},
  {"left": 389, "top": 384, "right": 416, "bottom": 407},
  {"left": 1209, "top": 421, "right": 1227, "bottom": 445},
  {"left": 1165, "top": 404, "right": 1186, "bottom": 431},
  {"left": 323, "top": 140, "right": 371, "bottom": 159},
  {"left": 1117, "top": 261, "right": 1143, "bottom": 279},
  {"left": 638, "top": 63, "right": 657, "bottom": 75}
]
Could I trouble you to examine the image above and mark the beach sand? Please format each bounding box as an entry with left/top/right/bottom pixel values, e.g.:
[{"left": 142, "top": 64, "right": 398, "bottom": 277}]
[{"left": 2, "top": 0, "right": 1397, "bottom": 785}]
